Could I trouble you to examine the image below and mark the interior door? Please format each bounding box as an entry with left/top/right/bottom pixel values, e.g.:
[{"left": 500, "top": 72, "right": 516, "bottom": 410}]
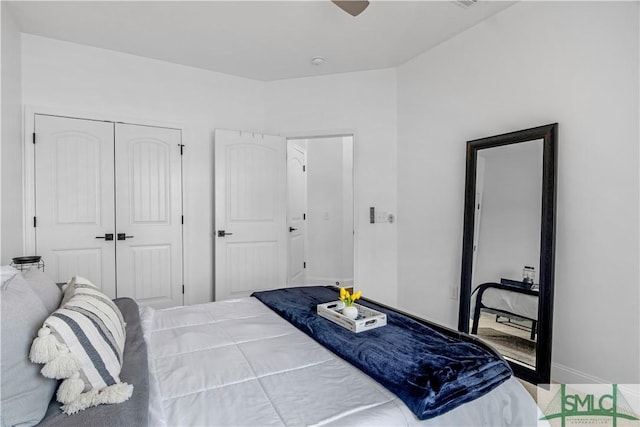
[
  {"left": 287, "top": 144, "right": 307, "bottom": 286},
  {"left": 114, "top": 123, "right": 184, "bottom": 308},
  {"left": 34, "top": 115, "right": 116, "bottom": 296},
  {"left": 214, "top": 129, "right": 287, "bottom": 300}
]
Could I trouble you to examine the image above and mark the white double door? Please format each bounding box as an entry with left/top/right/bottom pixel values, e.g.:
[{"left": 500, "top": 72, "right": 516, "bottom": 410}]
[{"left": 34, "top": 114, "right": 183, "bottom": 308}]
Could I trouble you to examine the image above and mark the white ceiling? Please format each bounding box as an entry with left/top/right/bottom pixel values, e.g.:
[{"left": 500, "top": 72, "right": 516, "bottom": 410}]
[{"left": 8, "top": 1, "right": 515, "bottom": 82}]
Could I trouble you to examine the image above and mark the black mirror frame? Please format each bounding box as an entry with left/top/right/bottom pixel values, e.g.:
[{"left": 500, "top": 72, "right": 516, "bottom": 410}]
[{"left": 458, "top": 123, "right": 558, "bottom": 385}]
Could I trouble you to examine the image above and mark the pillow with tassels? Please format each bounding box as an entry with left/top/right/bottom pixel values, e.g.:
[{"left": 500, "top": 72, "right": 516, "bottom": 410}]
[{"left": 29, "top": 276, "right": 133, "bottom": 414}]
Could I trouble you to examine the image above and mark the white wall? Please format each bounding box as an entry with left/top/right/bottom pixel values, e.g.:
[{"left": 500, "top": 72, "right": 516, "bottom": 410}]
[
  {"left": 21, "top": 34, "right": 266, "bottom": 304},
  {"left": 397, "top": 1, "right": 639, "bottom": 384},
  {"left": 265, "top": 70, "right": 398, "bottom": 305},
  {"left": 1, "top": 3, "right": 23, "bottom": 264}
]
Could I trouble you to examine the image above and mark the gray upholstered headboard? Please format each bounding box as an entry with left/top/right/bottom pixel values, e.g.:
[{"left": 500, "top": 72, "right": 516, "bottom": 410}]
[{"left": 39, "top": 298, "right": 149, "bottom": 426}]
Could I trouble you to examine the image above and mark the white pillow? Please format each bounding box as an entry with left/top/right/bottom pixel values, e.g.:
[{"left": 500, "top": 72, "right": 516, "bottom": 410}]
[
  {"left": 29, "top": 276, "right": 133, "bottom": 414},
  {"left": 1, "top": 268, "right": 58, "bottom": 426}
]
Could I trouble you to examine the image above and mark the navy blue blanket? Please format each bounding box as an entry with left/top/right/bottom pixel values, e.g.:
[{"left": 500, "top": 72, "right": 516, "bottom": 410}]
[{"left": 252, "top": 286, "right": 512, "bottom": 420}]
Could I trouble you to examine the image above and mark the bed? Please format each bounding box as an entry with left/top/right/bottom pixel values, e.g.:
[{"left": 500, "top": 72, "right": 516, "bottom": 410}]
[
  {"left": 1, "top": 266, "right": 540, "bottom": 427},
  {"left": 471, "top": 282, "right": 539, "bottom": 340}
]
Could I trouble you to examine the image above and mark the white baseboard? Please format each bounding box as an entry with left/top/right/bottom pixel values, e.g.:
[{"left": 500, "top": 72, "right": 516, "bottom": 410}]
[
  {"left": 551, "top": 362, "right": 608, "bottom": 384},
  {"left": 551, "top": 363, "right": 640, "bottom": 407}
]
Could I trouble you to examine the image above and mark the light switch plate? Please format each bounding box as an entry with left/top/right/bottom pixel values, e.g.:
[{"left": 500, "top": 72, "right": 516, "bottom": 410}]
[{"left": 376, "top": 211, "right": 387, "bottom": 223}]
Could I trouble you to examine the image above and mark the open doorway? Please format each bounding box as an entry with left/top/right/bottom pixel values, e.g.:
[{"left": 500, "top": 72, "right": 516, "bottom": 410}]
[{"left": 286, "top": 135, "right": 354, "bottom": 287}]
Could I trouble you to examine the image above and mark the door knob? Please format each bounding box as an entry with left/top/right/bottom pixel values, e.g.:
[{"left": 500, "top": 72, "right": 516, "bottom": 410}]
[
  {"left": 289, "top": 227, "right": 298, "bottom": 232},
  {"left": 217, "top": 230, "right": 233, "bottom": 237},
  {"left": 96, "top": 233, "right": 114, "bottom": 241},
  {"left": 117, "top": 233, "right": 134, "bottom": 241}
]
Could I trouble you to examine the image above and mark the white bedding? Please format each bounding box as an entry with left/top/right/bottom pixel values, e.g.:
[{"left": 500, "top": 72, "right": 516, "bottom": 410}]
[
  {"left": 140, "top": 296, "right": 539, "bottom": 426},
  {"left": 481, "top": 288, "right": 539, "bottom": 321}
]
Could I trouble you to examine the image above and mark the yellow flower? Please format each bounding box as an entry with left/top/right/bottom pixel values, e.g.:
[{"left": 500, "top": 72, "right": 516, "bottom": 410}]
[{"left": 338, "top": 288, "right": 362, "bottom": 307}]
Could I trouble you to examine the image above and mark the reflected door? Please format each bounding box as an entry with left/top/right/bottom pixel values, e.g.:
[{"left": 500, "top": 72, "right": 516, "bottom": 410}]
[
  {"left": 214, "top": 129, "right": 287, "bottom": 300},
  {"left": 34, "top": 115, "right": 116, "bottom": 296}
]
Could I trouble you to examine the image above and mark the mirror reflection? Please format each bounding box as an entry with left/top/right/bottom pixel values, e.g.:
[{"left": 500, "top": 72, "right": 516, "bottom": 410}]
[
  {"left": 286, "top": 136, "right": 354, "bottom": 288},
  {"left": 469, "top": 140, "right": 543, "bottom": 368}
]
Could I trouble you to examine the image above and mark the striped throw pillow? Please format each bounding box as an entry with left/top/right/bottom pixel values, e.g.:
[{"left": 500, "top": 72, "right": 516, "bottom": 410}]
[{"left": 29, "top": 276, "right": 133, "bottom": 414}]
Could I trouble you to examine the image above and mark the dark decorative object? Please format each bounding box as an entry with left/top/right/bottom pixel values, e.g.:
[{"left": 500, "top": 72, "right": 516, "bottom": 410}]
[
  {"left": 10, "top": 256, "right": 45, "bottom": 271},
  {"left": 523, "top": 266, "right": 535, "bottom": 285},
  {"left": 458, "top": 123, "right": 557, "bottom": 384}
]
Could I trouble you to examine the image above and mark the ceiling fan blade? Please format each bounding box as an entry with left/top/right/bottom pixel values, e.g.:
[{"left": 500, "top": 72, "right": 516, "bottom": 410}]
[{"left": 332, "top": 1, "right": 370, "bottom": 17}]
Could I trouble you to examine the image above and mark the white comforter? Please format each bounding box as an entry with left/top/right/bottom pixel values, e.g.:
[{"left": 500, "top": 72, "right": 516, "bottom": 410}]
[
  {"left": 140, "top": 297, "right": 539, "bottom": 426},
  {"left": 482, "top": 288, "right": 539, "bottom": 321}
]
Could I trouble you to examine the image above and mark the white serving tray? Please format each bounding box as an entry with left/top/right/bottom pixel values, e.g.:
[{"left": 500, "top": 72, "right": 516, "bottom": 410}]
[{"left": 317, "top": 301, "right": 387, "bottom": 333}]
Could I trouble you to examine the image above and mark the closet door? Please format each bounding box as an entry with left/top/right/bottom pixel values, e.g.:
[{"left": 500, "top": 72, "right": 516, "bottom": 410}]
[
  {"left": 34, "top": 115, "right": 116, "bottom": 296},
  {"left": 114, "top": 124, "right": 183, "bottom": 308}
]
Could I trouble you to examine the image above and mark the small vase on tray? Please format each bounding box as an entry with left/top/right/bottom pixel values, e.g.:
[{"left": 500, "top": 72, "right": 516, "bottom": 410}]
[{"left": 342, "top": 305, "right": 358, "bottom": 320}]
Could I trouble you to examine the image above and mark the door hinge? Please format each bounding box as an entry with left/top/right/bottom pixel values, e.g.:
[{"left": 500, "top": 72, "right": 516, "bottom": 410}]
[
  {"left": 32, "top": 133, "right": 36, "bottom": 144},
  {"left": 181, "top": 215, "right": 184, "bottom": 225},
  {"left": 179, "top": 144, "right": 184, "bottom": 155},
  {"left": 182, "top": 285, "right": 185, "bottom": 294},
  {"left": 303, "top": 262, "right": 306, "bottom": 269},
  {"left": 33, "top": 216, "right": 37, "bottom": 228},
  {"left": 303, "top": 165, "right": 306, "bottom": 172},
  {"left": 303, "top": 213, "right": 306, "bottom": 220}
]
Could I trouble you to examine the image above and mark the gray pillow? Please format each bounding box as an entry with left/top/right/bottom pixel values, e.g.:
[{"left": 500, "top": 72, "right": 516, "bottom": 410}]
[
  {"left": 1, "top": 265, "right": 19, "bottom": 285},
  {"left": 22, "top": 268, "right": 62, "bottom": 313},
  {"left": 1, "top": 271, "right": 58, "bottom": 427}
]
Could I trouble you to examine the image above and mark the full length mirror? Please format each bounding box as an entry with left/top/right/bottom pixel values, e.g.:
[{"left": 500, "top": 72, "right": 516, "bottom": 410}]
[
  {"left": 287, "top": 136, "right": 354, "bottom": 288},
  {"left": 459, "top": 124, "right": 557, "bottom": 384}
]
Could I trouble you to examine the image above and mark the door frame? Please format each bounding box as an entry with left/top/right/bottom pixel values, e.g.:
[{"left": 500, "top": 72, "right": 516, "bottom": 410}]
[
  {"left": 23, "top": 105, "right": 187, "bottom": 295},
  {"left": 285, "top": 130, "right": 357, "bottom": 288}
]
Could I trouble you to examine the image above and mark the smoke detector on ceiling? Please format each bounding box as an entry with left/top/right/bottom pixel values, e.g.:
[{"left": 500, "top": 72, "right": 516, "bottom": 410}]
[
  {"left": 311, "top": 57, "right": 325, "bottom": 66},
  {"left": 454, "top": 0, "right": 478, "bottom": 9}
]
